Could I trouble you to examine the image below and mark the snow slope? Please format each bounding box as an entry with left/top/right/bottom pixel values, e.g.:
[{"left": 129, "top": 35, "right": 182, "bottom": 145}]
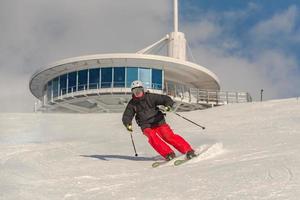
[{"left": 0, "top": 98, "right": 299, "bottom": 200}]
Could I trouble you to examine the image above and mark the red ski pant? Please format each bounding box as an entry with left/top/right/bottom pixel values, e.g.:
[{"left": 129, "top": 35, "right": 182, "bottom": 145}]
[{"left": 143, "top": 123, "right": 192, "bottom": 158}]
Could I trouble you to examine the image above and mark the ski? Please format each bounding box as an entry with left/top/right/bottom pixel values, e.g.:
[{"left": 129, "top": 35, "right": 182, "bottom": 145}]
[
  {"left": 152, "top": 159, "right": 175, "bottom": 168},
  {"left": 152, "top": 144, "right": 213, "bottom": 168},
  {"left": 152, "top": 154, "right": 179, "bottom": 168},
  {"left": 173, "top": 154, "right": 199, "bottom": 166},
  {"left": 152, "top": 151, "right": 200, "bottom": 168}
]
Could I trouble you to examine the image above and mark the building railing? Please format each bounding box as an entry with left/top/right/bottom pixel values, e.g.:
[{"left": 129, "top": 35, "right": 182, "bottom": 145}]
[
  {"left": 166, "top": 87, "right": 251, "bottom": 105},
  {"left": 164, "top": 82, "right": 251, "bottom": 105},
  {"left": 44, "top": 80, "right": 251, "bottom": 107},
  {"left": 46, "top": 82, "right": 163, "bottom": 102}
]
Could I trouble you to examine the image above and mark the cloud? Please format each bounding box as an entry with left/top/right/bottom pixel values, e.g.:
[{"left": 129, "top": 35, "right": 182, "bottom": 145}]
[
  {"left": 250, "top": 5, "right": 298, "bottom": 41},
  {"left": 182, "top": 20, "right": 221, "bottom": 43},
  {"left": 0, "top": 1, "right": 299, "bottom": 112},
  {"left": 1, "top": 0, "right": 172, "bottom": 67},
  {"left": 255, "top": 50, "right": 300, "bottom": 97},
  {"left": 186, "top": 45, "right": 300, "bottom": 100},
  {"left": 223, "top": 2, "right": 261, "bottom": 20},
  {"left": 186, "top": 46, "right": 277, "bottom": 100},
  {"left": 0, "top": 71, "right": 35, "bottom": 112},
  {"left": 0, "top": 0, "right": 171, "bottom": 112},
  {"left": 182, "top": 4, "right": 300, "bottom": 100}
]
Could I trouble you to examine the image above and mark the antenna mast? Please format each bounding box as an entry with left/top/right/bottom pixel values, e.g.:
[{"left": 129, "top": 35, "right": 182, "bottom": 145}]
[
  {"left": 168, "top": 0, "right": 187, "bottom": 60},
  {"left": 174, "top": 0, "right": 178, "bottom": 32},
  {"left": 136, "top": 0, "right": 187, "bottom": 61}
]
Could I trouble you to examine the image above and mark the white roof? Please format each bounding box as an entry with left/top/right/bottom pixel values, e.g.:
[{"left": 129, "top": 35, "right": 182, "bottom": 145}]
[{"left": 29, "top": 53, "right": 220, "bottom": 99}]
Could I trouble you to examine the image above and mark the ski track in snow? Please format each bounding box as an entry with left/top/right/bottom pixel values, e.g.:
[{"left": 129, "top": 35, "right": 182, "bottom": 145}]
[
  {"left": 190, "top": 142, "right": 225, "bottom": 163},
  {"left": 0, "top": 98, "right": 300, "bottom": 199}
]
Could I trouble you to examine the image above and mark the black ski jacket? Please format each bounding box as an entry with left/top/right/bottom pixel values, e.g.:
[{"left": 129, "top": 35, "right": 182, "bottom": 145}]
[{"left": 122, "top": 92, "right": 175, "bottom": 130}]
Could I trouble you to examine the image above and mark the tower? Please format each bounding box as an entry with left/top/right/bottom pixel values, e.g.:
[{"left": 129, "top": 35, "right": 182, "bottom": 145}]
[{"left": 168, "top": 0, "right": 187, "bottom": 60}]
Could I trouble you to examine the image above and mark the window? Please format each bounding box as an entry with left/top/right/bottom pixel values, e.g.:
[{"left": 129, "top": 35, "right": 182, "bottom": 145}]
[
  {"left": 68, "top": 71, "right": 77, "bottom": 93},
  {"left": 126, "top": 67, "right": 138, "bottom": 88},
  {"left": 139, "top": 68, "right": 151, "bottom": 89},
  {"left": 89, "top": 68, "right": 100, "bottom": 89},
  {"left": 114, "top": 67, "right": 125, "bottom": 87},
  {"left": 152, "top": 69, "right": 162, "bottom": 90},
  {"left": 166, "top": 81, "right": 176, "bottom": 96},
  {"left": 101, "top": 67, "right": 112, "bottom": 88},
  {"left": 78, "top": 69, "right": 88, "bottom": 91},
  {"left": 52, "top": 77, "right": 59, "bottom": 98},
  {"left": 47, "top": 81, "right": 52, "bottom": 100},
  {"left": 60, "top": 74, "right": 67, "bottom": 95}
]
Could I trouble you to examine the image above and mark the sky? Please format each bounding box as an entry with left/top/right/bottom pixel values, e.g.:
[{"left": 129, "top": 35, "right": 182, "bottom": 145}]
[{"left": 0, "top": 0, "right": 300, "bottom": 112}]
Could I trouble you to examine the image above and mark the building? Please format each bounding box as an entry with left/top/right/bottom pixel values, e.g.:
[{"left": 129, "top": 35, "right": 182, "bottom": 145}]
[{"left": 29, "top": 0, "right": 251, "bottom": 113}]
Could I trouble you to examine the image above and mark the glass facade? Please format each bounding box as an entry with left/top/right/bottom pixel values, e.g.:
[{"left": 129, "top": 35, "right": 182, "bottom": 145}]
[
  {"left": 126, "top": 67, "right": 138, "bottom": 88},
  {"left": 60, "top": 74, "right": 67, "bottom": 95},
  {"left": 139, "top": 68, "right": 151, "bottom": 89},
  {"left": 47, "top": 81, "right": 52, "bottom": 99},
  {"left": 113, "top": 67, "right": 125, "bottom": 87},
  {"left": 78, "top": 69, "right": 88, "bottom": 91},
  {"left": 101, "top": 68, "right": 112, "bottom": 88},
  {"left": 52, "top": 77, "right": 59, "bottom": 98},
  {"left": 46, "top": 67, "right": 163, "bottom": 100},
  {"left": 68, "top": 72, "right": 77, "bottom": 93},
  {"left": 152, "top": 68, "right": 162, "bottom": 90},
  {"left": 89, "top": 68, "right": 100, "bottom": 89}
]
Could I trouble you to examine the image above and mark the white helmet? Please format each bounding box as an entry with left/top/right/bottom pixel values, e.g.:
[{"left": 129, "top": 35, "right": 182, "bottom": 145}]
[{"left": 131, "top": 80, "right": 144, "bottom": 90}]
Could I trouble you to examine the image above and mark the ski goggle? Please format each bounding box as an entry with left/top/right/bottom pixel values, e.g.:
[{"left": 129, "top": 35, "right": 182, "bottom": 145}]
[{"left": 132, "top": 87, "right": 144, "bottom": 96}]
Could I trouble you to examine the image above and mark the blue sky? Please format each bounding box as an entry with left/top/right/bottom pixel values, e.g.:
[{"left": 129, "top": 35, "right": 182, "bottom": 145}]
[
  {"left": 179, "top": 0, "right": 300, "bottom": 99},
  {"left": 181, "top": 0, "right": 300, "bottom": 55},
  {"left": 0, "top": 0, "right": 299, "bottom": 112}
]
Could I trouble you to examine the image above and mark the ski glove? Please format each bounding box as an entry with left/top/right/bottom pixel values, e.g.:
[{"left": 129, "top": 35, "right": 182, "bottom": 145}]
[
  {"left": 165, "top": 106, "right": 172, "bottom": 112},
  {"left": 165, "top": 102, "right": 177, "bottom": 112},
  {"left": 125, "top": 124, "right": 133, "bottom": 132}
]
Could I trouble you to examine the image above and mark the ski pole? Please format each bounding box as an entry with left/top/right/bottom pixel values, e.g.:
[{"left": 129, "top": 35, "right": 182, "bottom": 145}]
[
  {"left": 174, "top": 112, "right": 206, "bottom": 130},
  {"left": 130, "top": 132, "right": 138, "bottom": 157}
]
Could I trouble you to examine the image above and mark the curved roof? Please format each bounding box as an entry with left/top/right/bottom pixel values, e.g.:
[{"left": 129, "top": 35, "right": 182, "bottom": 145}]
[{"left": 29, "top": 53, "right": 220, "bottom": 99}]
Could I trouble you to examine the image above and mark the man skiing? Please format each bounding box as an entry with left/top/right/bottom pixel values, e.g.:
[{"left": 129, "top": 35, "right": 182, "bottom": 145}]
[{"left": 122, "top": 80, "right": 196, "bottom": 161}]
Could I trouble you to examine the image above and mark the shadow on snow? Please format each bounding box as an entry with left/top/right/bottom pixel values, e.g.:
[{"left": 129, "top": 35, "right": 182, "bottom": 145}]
[{"left": 80, "top": 154, "right": 157, "bottom": 161}]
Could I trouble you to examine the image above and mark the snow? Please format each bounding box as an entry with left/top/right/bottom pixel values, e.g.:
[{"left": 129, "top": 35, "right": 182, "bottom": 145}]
[{"left": 0, "top": 98, "right": 299, "bottom": 199}]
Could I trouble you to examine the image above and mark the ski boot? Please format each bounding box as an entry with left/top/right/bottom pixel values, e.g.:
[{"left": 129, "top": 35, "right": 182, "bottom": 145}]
[
  {"left": 165, "top": 152, "right": 176, "bottom": 161},
  {"left": 186, "top": 150, "right": 197, "bottom": 160}
]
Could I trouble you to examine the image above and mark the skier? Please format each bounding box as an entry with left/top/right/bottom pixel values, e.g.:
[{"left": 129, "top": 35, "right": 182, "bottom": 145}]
[{"left": 122, "top": 80, "right": 197, "bottom": 161}]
